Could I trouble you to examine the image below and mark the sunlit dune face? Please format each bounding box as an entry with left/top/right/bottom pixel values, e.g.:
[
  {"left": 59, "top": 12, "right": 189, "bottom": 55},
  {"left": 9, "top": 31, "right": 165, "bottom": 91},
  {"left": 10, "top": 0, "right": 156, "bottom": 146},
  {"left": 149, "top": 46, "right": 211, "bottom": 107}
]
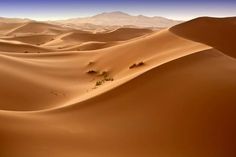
[{"left": 0, "top": 9, "right": 236, "bottom": 157}]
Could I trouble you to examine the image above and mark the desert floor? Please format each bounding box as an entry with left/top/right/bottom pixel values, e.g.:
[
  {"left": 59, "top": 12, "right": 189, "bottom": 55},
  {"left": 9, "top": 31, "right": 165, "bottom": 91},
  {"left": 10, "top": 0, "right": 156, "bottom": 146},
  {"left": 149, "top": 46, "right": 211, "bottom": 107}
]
[{"left": 0, "top": 17, "right": 236, "bottom": 157}]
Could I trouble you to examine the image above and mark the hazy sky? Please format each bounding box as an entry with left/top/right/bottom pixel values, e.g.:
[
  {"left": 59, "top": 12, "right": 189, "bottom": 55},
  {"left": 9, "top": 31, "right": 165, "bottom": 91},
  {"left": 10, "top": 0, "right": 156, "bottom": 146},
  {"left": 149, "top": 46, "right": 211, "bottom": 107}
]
[{"left": 0, "top": 0, "right": 235, "bottom": 20}]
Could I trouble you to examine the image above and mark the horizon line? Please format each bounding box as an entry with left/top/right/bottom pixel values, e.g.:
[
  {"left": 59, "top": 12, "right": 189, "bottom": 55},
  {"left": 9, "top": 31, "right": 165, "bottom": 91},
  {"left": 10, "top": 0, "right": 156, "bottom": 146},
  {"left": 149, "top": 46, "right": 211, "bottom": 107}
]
[{"left": 0, "top": 11, "right": 235, "bottom": 21}]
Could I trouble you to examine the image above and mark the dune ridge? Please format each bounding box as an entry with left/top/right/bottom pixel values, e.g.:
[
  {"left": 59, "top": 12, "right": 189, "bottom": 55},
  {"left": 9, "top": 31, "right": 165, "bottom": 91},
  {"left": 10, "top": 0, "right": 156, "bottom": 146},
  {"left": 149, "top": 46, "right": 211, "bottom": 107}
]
[
  {"left": 170, "top": 16, "right": 236, "bottom": 58},
  {"left": 0, "top": 17, "right": 236, "bottom": 157},
  {"left": 0, "top": 29, "right": 209, "bottom": 111}
]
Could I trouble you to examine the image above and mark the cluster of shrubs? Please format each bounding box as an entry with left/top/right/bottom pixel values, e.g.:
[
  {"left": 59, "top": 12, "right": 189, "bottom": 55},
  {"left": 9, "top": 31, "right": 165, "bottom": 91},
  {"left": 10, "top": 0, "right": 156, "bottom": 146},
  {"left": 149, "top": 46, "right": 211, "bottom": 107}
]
[
  {"left": 87, "top": 60, "right": 146, "bottom": 88},
  {"left": 86, "top": 63, "right": 114, "bottom": 87},
  {"left": 95, "top": 71, "right": 114, "bottom": 86},
  {"left": 96, "top": 77, "right": 114, "bottom": 86}
]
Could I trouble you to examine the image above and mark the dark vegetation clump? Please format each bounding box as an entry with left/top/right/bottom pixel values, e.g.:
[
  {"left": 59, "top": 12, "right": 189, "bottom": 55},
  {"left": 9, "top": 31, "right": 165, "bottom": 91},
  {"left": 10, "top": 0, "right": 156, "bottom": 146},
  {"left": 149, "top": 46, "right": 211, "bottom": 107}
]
[
  {"left": 137, "top": 61, "right": 144, "bottom": 66},
  {"left": 87, "top": 70, "right": 98, "bottom": 74},
  {"left": 104, "top": 77, "right": 114, "bottom": 81},
  {"left": 86, "top": 60, "right": 114, "bottom": 87},
  {"left": 95, "top": 71, "right": 114, "bottom": 86},
  {"left": 96, "top": 80, "right": 103, "bottom": 86},
  {"left": 95, "top": 77, "right": 114, "bottom": 86},
  {"left": 129, "top": 61, "right": 145, "bottom": 69},
  {"left": 129, "top": 63, "right": 137, "bottom": 69}
]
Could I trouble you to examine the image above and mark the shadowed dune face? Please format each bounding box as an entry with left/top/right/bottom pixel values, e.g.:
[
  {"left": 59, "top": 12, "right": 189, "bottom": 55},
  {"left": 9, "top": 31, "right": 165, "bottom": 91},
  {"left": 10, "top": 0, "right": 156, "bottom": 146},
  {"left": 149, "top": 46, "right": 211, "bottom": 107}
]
[
  {"left": 170, "top": 17, "right": 236, "bottom": 58},
  {"left": 0, "top": 17, "right": 236, "bottom": 157},
  {"left": 0, "top": 29, "right": 208, "bottom": 111},
  {"left": 1, "top": 49, "right": 236, "bottom": 157}
]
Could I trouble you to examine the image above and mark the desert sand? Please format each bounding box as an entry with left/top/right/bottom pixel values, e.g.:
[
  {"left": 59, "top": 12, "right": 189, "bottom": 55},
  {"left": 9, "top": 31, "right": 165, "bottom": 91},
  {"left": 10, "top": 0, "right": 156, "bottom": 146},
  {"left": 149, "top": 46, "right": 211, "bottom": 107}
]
[{"left": 0, "top": 17, "right": 236, "bottom": 157}]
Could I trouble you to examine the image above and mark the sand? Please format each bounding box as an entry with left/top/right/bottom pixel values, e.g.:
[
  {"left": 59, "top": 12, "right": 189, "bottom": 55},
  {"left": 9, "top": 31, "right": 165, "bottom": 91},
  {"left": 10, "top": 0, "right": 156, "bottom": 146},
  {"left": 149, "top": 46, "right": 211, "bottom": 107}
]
[{"left": 0, "top": 17, "right": 236, "bottom": 157}]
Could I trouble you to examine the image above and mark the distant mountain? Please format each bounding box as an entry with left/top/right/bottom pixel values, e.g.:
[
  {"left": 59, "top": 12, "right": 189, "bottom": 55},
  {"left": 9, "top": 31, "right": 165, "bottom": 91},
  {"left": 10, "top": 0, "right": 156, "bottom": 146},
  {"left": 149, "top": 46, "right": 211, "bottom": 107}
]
[{"left": 54, "top": 11, "right": 183, "bottom": 28}]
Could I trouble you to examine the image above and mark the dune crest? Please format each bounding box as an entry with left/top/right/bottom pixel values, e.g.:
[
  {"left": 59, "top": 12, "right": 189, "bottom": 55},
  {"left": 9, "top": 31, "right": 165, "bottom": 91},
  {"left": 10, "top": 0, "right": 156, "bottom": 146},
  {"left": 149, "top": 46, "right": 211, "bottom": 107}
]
[
  {"left": 0, "top": 17, "right": 236, "bottom": 157},
  {"left": 170, "top": 17, "right": 236, "bottom": 58}
]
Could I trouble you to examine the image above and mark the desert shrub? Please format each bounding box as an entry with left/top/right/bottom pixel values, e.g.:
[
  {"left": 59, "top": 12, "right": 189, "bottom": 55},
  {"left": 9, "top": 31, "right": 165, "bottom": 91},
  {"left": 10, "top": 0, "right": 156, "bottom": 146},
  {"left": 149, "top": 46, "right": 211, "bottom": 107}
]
[
  {"left": 105, "top": 78, "right": 114, "bottom": 81},
  {"left": 137, "top": 61, "right": 144, "bottom": 66},
  {"left": 96, "top": 80, "right": 103, "bottom": 86},
  {"left": 129, "top": 63, "right": 137, "bottom": 69},
  {"left": 87, "top": 70, "right": 98, "bottom": 74},
  {"left": 129, "top": 61, "right": 145, "bottom": 69},
  {"left": 95, "top": 75, "right": 114, "bottom": 87}
]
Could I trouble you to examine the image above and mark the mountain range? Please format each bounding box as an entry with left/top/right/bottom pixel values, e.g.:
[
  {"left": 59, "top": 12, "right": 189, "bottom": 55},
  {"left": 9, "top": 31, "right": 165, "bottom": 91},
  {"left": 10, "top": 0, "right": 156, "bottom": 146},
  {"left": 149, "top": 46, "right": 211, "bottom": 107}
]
[{"left": 52, "top": 11, "right": 183, "bottom": 28}]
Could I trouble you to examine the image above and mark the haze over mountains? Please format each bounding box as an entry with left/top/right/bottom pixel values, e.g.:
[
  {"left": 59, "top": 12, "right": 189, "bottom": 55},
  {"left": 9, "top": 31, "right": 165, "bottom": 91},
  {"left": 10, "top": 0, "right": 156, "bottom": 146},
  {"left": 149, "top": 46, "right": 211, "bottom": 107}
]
[
  {"left": 53, "top": 11, "right": 182, "bottom": 28},
  {"left": 0, "top": 11, "right": 182, "bottom": 31}
]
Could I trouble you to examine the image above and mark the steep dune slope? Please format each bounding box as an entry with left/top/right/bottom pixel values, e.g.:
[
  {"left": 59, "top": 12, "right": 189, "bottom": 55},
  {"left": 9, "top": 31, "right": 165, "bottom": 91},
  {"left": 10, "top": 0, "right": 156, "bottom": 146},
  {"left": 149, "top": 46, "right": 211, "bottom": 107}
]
[
  {"left": 1, "top": 49, "right": 236, "bottom": 157},
  {"left": 0, "top": 17, "right": 236, "bottom": 157},
  {"left": 0, "top": 29, "right": 208, "bottom": 111},
  {"left": 170, "top": 17, "right": 236, "bottom": 58}
]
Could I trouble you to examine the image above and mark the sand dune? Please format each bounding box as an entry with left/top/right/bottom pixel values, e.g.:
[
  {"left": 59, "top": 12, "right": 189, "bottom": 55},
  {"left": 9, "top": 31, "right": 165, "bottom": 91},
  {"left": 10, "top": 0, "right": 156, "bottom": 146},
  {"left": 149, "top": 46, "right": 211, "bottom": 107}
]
[
  {"left": 61, "top": 28, "right": 154, "bottom": 42},
  {"left": 0, "top": 39, "right": 54, "bottom": 53},
  {"left": 170, "top": 17, "right": 236, "bottom": 58},
  {"left": 63, "top": 41, "right": 119, "bottom": 51},
  {"left": 0, "top": 22, "right": 25, "bottom": 36},
  {"left": 0, "top": 29, "right": 208, "bottom": 111},
  {"left": 1, "top": 34, "right": 56, "bottom": 45},
  {"left": 7, "top": 21, "right": 70, "bottom": 36},
  {"left": 43, "top": 27, "right": 154, "bottom": 49},
  {"left": 0, "top": 17, "right": 236, "bottom": 157},
  {"left": 0, "top": 21, "right": 153, "bottom": 51}
]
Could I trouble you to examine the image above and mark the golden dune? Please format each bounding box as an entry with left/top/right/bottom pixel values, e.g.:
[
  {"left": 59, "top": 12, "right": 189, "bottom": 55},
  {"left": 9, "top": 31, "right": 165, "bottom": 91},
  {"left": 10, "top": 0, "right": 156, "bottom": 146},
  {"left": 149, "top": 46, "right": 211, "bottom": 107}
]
[{"left": 0, "top": 17, "right": 235, "bottom": 157}]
